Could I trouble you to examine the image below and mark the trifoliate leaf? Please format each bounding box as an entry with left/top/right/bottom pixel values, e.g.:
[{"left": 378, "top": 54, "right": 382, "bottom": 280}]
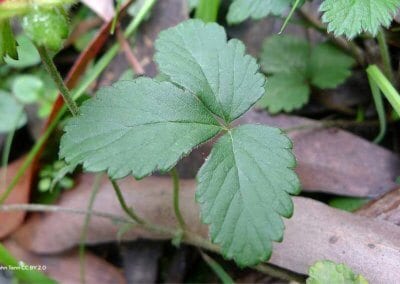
[
  {"left": 227, "top": 0, "right": 292, "bottom": 25},
  {"left": 5, "top": 35, "right": 40, "bottom": 69},
  {"left": 259, "top": 35, "right": 353, "bottom": 113},
  {"left": 197, "top": 125, "right": 300, "bottom": 267},
  {"left": 0, "top": 91, "right": 27, "bottom": 133},
  {"left": 155, "top": 19, "right": 265, "bottom": 123},
  {"left": 0, "top": 20, "right": 17, "bottom": 62},
  {"left": 60, "top": 78, "right": 222, "bottom": 179},
  {"left": 307, "top": 260, "right": 369, "bottom": 284},
  {"left": 260, "top": 35, "right": 309, "bottom": 76},
  {"left": 258, "top": 74, "right": 310, "bottom": 113},
  {"left": 309, "top": 43, "right": 355, "bottom": 89},
  {"left": 320, "top": 0, "right": 400, "bottom": 39}
]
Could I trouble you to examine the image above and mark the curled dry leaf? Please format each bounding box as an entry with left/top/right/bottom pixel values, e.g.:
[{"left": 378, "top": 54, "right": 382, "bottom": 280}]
[
  {"left": 357, "top": 187, "right": 400, "bottom": 225},
  {"left": 12, "top": 174, "right": 400, "bottom": 283},
  {"left": 0, "top": 156, "right": 32, "bottom": 239},
  {"left": 3, "top": 239, "right": 126, "bottom": 284}
]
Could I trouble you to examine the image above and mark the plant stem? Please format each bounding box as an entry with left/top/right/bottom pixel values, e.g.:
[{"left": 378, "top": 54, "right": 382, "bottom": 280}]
[
  {"left": 79, "top": 174, "right": 103, "bottom": 284},
  {"left": 195, "top": 0, "right": 220, "bottom": 23},
  {"left": 110, "top": 179, "right": 146, "bottom": 225},
  {"left": 377, "top": 29, "right": 394, "bottom": 84},
  {"left": 170, "top": 168, "right": 186, "bottom": 230},
  {"left": 0, "top": 203, "right": 306, "bottom": 283},
  {"left": 36, "top": 46, "right": 79, "bottom": 116}
]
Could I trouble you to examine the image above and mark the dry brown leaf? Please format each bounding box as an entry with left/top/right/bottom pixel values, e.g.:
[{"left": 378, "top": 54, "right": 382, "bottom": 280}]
[
  {"left": 12, "top": 174, "right": 400, "bottom": 283},
  {"left": 357, "top": 187, "right": 400, "bottom": 225},
  {"left": 3, "top": 239, "right": 126, "bottom": 284},
  {"left": 0, "top": 157, "right": 32, "bottom": 239}
]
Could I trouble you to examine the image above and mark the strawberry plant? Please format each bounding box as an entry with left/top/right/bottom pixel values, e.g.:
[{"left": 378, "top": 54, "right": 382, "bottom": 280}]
[
  {"left": 60, "top": 19, "right": 300, "bottom": 266},
  {"left": 1, "top": 0, "right": 400, "bottom": 282}
]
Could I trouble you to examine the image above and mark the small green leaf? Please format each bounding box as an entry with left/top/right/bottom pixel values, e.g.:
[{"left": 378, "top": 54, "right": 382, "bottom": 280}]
[
  {"left": 309, "top": 43, "right": 354, "bottom": 89},
  {"left": 155, "top": 19, "right": 265, "bottom": 123},
  {"left": 227, "top": 0, "right": 292, "bottom": 25},
  {"left": 12, "top": 75, "right": 44, "bottom": 104},
  {"left": 197, "top": 125, "right": 300, "bottom": 267},
  {"left": 320, "top": 0, "right": 400, "bottom": 39},
  {"left": 307, "top": 260, "right": 369, "bottom": 284},
  {"left": 260, "top": 35, "right": 354, "bottom": 113},
  {"left": 5, "top": 35, "right": 40, "bottom": 68},
  {"left": 0, "top": 91, "right": 27, "bottom": 133},
  {"left": 0, "top": 19, "right": 17, "bottom": 62},
  {"left": 258, "top": 74, "right": 310, "bottom": 113},
  {"left": 60, "top": 77, "right": 222, "bottom": 179},
  {"left": 21, "top": 6, "right": 69, "bottom": 51},
  {"left": 261, "top": 35, "right": 309, "bottom": 76}
]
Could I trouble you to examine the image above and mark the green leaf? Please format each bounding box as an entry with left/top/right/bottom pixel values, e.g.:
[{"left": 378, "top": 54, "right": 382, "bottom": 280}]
[
  {"left": 60, "top": 20, "right": 299, "bottom": 268},
  {"left": 307, "top": 260, "right": 369, "bottom": 284},
  {"left": 196, "top": 125, "right": 300, "bottom": 267},
  {"left": 309, "top": 43, "right": 354, "bottom": 89},
  {"left": 261, "top": 35, "right": 309, "bottom": 75},
  {"left": 60, "top": 77, "right": 222, "bottom": 179},
  {"left": 0, "top": 20, "right": 18, "bottom": 62},
  {"left": 12, "top": 75, "right": 44, "bottom": 104},
  {"left": 155, "top": 19, "right": 265, "bottom": 123},
  {"left": 320, "top": 0, "right": 400, "bottom": 39},
  {"left": 258, "top": 74, "right": 310, "bottom": 113},
  {"left": 0, "top": 91, "right": 27, "bottom": 133},
  {"left": 5, "top": 35, "right": 41, "bottom": 69},
  {"left": 259, "top": 35, "right": 354, "bottom": 113},
  {"left": 227, "top": 0, "right": 292, "bottom": 25}
]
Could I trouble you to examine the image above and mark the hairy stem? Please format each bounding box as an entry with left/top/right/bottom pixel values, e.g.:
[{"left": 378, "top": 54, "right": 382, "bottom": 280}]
[
  {"left": 110, "top": 179, "right": 146, "bottom": 225},
  {"left": 377, "top": 29, "right": 394, "bottom": 84},
  {"left": 0, "top": 203, "right": 305, "bottom": 283},
  {"left": 170, "top": 168, "right": 186, "bottom": 230},
  {"left": 36, "top": 46, "right": 79, "bottom": 116}
]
